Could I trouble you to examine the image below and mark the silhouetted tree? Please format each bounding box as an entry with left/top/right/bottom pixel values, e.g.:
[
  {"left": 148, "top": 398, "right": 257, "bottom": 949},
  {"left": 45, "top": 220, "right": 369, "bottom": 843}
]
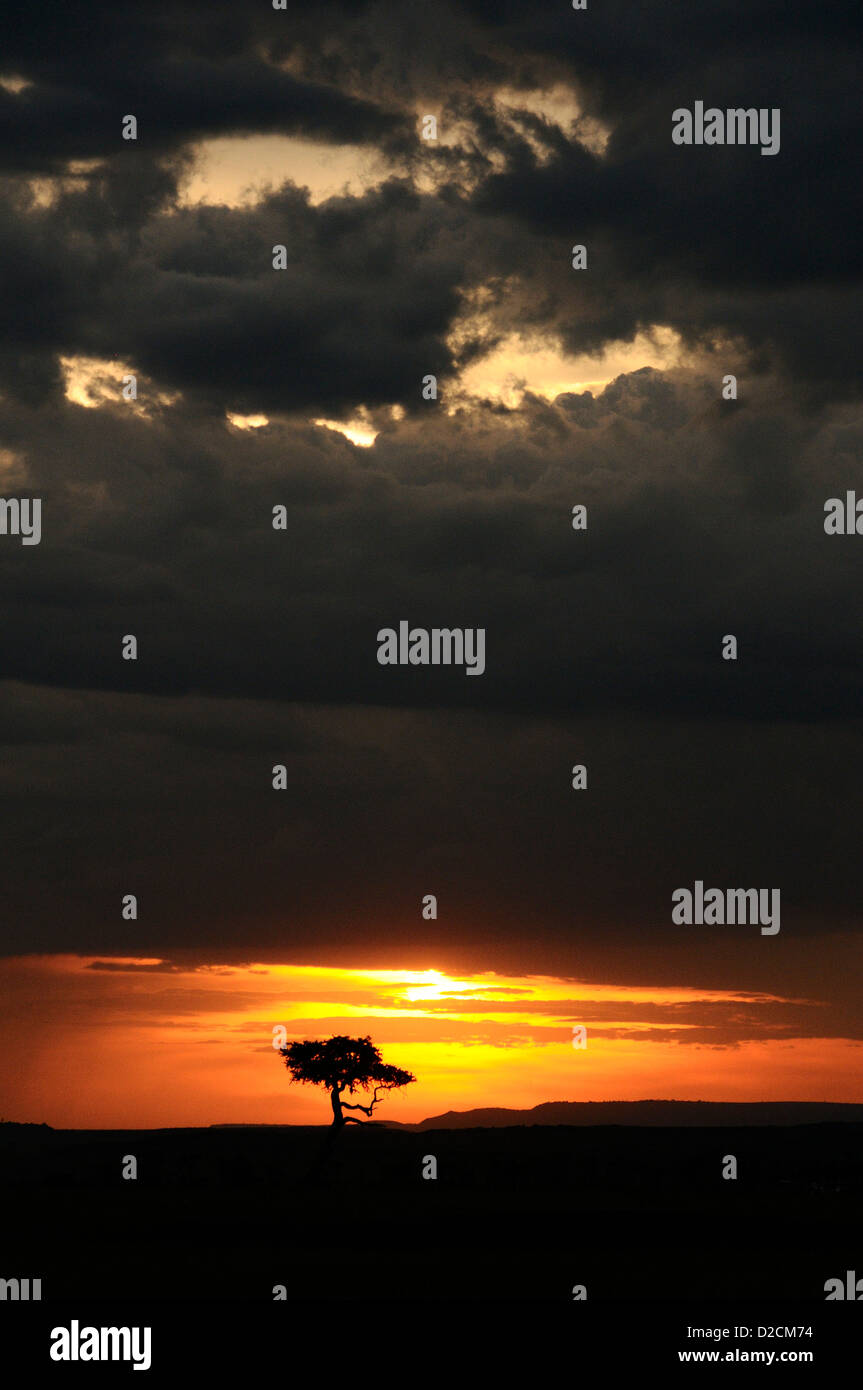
[{"left": 279, "top": 1034, "right": 416, "bottom": 1126}]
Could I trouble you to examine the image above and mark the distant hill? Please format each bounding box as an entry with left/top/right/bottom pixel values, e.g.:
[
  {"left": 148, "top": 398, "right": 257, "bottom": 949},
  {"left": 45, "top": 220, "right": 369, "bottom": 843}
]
[
  {"left": 6, "top": 1101, "right": 863, "bottom": 1135},
  {"left": 400, "top": 1100, "right": 863, "bottom": 1129}
]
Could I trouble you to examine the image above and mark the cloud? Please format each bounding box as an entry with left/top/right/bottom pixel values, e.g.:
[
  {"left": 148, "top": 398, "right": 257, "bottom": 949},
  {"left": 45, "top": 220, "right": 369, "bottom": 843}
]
[
  {"left": 0, "top": 0, "right": 860, "bottom": 412},
  {"left": 1, "top": 366, "right": 861, "bottom": 718},
  {"left": 0, "top": 0, "right": 861, "bottom": 1052}
]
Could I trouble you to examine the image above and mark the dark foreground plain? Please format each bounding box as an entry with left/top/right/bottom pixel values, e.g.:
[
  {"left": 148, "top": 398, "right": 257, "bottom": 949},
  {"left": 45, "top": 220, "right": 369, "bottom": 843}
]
[{"left": 1, "top": 1117, "right": 860, "bottom": 1301}]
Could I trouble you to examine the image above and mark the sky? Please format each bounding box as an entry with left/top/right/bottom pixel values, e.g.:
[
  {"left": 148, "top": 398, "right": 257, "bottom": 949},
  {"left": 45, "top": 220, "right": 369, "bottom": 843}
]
[{"left": 1, "top": 0, "right": 862, "bottom": 1126}]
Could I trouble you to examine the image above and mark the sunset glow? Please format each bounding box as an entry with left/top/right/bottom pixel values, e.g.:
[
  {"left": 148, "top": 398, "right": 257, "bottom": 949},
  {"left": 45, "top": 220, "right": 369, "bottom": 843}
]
[{"left": 2, "top": 955, "right": 858, "bottom": 1130}]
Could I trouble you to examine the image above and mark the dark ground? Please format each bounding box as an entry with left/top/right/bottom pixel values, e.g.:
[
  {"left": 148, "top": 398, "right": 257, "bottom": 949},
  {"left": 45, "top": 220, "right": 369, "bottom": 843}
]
[{"left": 1, "top": 1120, "right": 860, "bottom": 1301}]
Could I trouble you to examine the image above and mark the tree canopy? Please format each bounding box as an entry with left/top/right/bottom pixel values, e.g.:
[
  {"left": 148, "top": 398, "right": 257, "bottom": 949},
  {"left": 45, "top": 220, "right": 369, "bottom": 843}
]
[{"left": 279, "top": 1034, "right": 416, "bottom": 1125}]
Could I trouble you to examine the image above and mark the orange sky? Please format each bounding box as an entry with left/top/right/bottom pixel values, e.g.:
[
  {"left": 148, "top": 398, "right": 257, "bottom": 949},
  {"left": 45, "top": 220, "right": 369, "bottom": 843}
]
[{"left": 1, "top": 954, "right": 859, "bottom": 1128}]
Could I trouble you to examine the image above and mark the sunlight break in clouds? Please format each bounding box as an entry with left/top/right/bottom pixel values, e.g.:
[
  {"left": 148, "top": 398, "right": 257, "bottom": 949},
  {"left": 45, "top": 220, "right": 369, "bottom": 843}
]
[
  {"left": 60, "top": 356, "right": 180, "bottom": 413},
  {"left": 180, "top": 135, "right": 388, "bottom": 209},
  {"left": 453, "top": 325, "right": 687, "bottom": 405}
]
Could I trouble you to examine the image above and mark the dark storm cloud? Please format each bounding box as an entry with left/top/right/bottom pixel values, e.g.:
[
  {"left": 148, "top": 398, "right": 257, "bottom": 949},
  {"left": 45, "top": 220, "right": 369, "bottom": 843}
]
[
  {"left": 2, "top": 677, "right": 863, "bottom": 1043},
  {"left": 1, "top": 368, "right": 862, "bottom": 717},
  {"left": 1, "top": 0, "right": 861, "bottom": 1017},
  {"left": 0, "top": 0, "right": 859, "bottom": 407},
  {"left": 109, "top": 181, "right": 469, "bottom": 415},
  {"left": 470, "top": 121, "right": 863, "bottom": 397},
  {"left": 1, "top": 1, "right": 403, "bottom": 172},
  {"left": 5, "top": 361, "right": 862, "bottom": 996},
  {"left": 0, "top": 173, "right": 475, "bottom": 413}
]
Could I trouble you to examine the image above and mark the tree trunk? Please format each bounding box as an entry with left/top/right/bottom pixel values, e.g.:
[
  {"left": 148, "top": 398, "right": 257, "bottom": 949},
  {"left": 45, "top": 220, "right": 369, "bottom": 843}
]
[{"left": 330, "top": 1086, "right": 345, "bottom": 1126}]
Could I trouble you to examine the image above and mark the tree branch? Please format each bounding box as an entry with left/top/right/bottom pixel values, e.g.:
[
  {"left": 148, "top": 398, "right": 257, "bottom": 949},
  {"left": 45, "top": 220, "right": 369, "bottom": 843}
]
[{"left": 341, "top": 1085, "right": 387, "bottom": 1118}]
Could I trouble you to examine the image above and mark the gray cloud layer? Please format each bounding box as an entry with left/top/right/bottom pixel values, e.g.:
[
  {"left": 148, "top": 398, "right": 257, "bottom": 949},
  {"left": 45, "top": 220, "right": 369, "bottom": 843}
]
[{"left": 1, "top": 1, "right": 861, "bottom": 1010}]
